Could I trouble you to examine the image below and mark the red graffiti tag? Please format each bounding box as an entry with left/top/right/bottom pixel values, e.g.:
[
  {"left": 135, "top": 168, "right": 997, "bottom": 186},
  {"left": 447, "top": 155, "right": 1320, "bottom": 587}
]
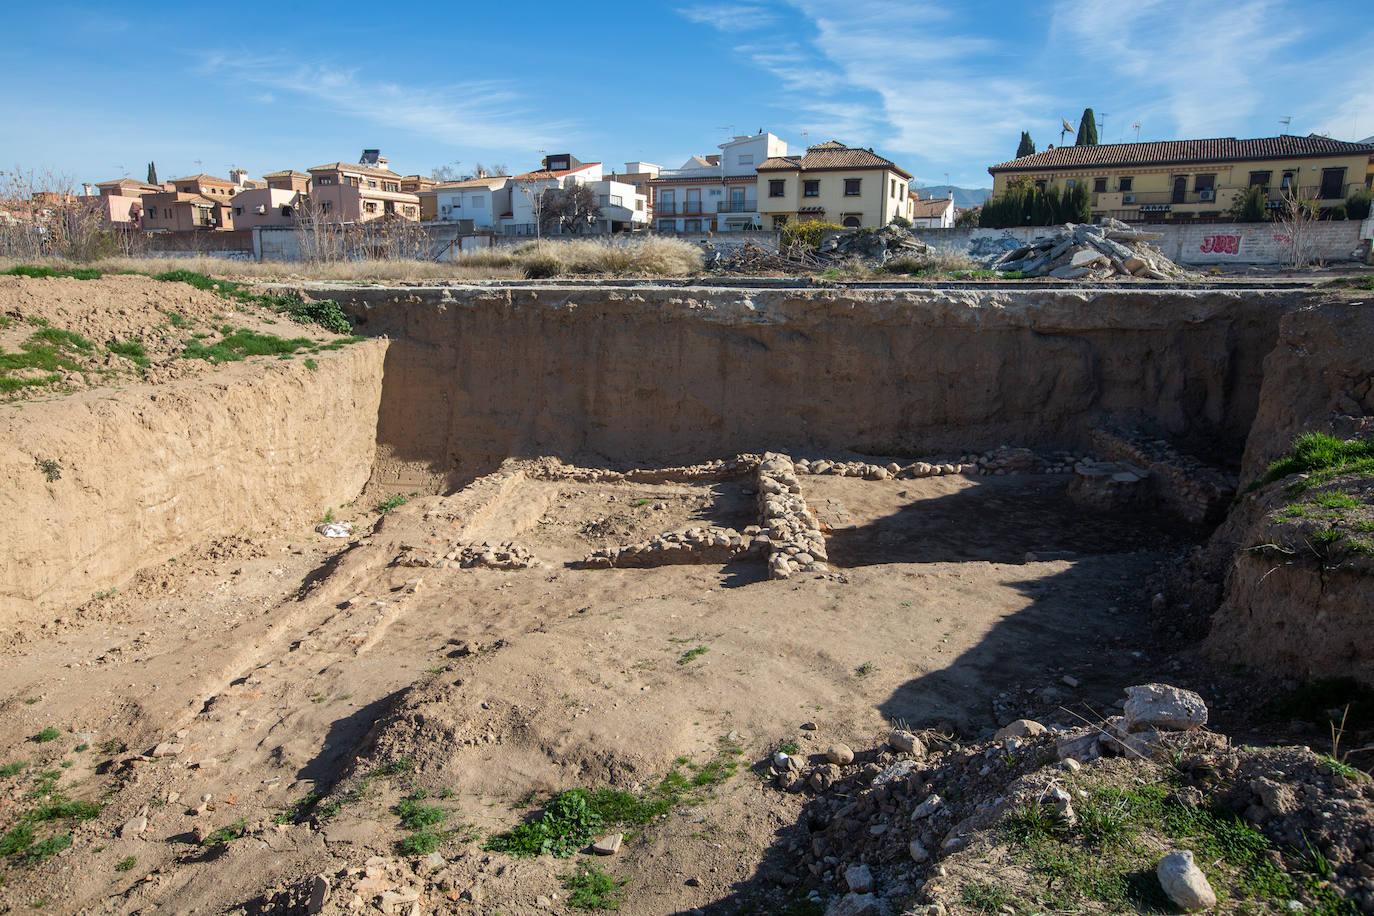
[{"left": 1199, "top": 234, "right": 1241, "bottom": 254}]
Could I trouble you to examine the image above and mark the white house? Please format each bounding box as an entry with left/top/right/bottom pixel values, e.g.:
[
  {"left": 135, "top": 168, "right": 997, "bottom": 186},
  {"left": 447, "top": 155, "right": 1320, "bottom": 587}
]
[
  {"left": 908, "top": 192, "right": 955, "bottom": 229},
  {"left": 430, "top": 176, "right": 510, "bottom": 228},
  {"left": 649, "top": 131, "right": 787, "bottom": 232},
  {"left": 500, "top": 154, "right": 647, "bottom": 235}
]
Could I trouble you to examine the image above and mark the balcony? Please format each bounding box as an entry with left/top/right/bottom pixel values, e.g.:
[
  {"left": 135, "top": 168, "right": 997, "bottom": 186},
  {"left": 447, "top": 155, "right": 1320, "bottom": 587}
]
[
  {"left": 653, "top": 201, "right": 709, "bottom": 215},
  {"left": 716, "top": 200, "right": 757, "bottom": 213},
  {"left": 1093, "top": 183, "right": 1363, "bottom": 211}
]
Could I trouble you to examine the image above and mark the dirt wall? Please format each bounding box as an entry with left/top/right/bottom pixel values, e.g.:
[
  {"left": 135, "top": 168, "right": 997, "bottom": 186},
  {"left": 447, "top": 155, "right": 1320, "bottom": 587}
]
[
  {"left": 0, "top": 342, "right": 387, "bottom": 624},
  {"left": 1238, "top": 299, "right": 1374, "bottom": 484},
  {"left": 313, "top": 284, "right": 1297, "bottom": 491}
]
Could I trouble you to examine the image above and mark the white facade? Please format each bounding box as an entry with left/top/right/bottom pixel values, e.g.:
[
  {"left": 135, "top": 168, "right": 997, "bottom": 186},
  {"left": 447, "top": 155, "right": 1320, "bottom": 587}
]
[
  {"left": 651, "top": 131, "right": 786, "bottom": 232},
  {"left": 432, "top": 178, "right": 510, "bottom": 228},
  {"left": 909, "top": 194, "right": 955, "bottom": 229},
  {"left": 503, "top": 163, "right": 610, "bottom": 234}
]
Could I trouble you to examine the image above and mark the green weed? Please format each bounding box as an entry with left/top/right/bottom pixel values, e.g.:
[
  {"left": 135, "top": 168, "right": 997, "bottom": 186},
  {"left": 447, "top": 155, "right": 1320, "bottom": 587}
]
[
  {"left": 35, "top": 459, "right": 61, "bottom": 483},
  {"left": 106, "top": 340, "right": 149, "bottom": 368},
  {"left": 375, "top": 494, "right": 408, "bottom": 513},
  {"left": 561, "top": 862, "right": 629, "bottom": 911},
  {"left": 960, "top": 881, "right": 1013, "bottom": 912},
  {"left": 31, "top": 728, "right": 59, "bottom": 744},
  {"left": 678, "top": 645, "right": 709, "bottom": 665},
  {"left": 181, "top": 328, "right": 314, "bottom": 363},
  {"left": 115, "top": 855, "right": 136, "bottom": 872},
  {"left": 398, "top": 827, "right": 445, "bottom": 856},
  {"left": 397, "top": 798, "right": 447, "bottom": 830},
  {"left": 485, "top": 789, "right": 602, "bottom": 858},
  {"left": 3, "top": 265, "right": 102, "bottom": 280},
  {"left": 303, "top": 358, "right": 318, "bottom": 371},
  {"left": 1256, "top": 432, "right": 1374, "bottom": 492},
  {"left": 0, "top": 762, "right": 28, "bottom": 777},
  {"left": 200, "top": 818, "right": 248, "bottom": 847}
]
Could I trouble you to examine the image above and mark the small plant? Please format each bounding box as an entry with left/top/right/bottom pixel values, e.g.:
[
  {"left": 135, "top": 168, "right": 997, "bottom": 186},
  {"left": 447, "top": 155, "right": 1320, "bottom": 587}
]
[
  {"left": 303, "top": 358, "right": 318, "bottom": 371},
  {"left": 35, "top": 459, "right": 61, "bottom": 483},
  {"left": 375, "top": 494, "right": 408, "bottom": 513},
  {"left": 777, "top": 740, "right": 800, "bottom": 756},
  {"left": 115, "top": 855, "right": 136, "bottom": 872},
  {"left": 398, "top": 827, "right": 445, "bottom": 856},
  {"left": 106, "top": 339, "right": 150, "bottom": 368},
  {"left": 1, "top": 761, "right": 29, "bottom": 777},
  {"left": 31, "top": 728, "right": 59, "bottom": 744},
  {"left": 561, "top": 862, "right": 630, "bottom": 911},
  {"left": 320, "top": 507, "right": 335, "bottom": 525},
  {"left": 960, "top": 880, "right": 1013, "bottom": 912},
  {"left": 854, "top": 661, "right": 877, "bottom": 678},
  {"left": 677, "top": 645, "right": 709, "bottom": 665},
  {"left": 485, "top": 789, "right": 603, "bottom": 858},
  {"left": 397, "top": 798, "right": 447, "bottom": 830},
  {"left": 200, "top": 818, "right": 248, "bottom": 847},
  {"left": 285, "top": 298, "right": 352, "bottom": 334}
]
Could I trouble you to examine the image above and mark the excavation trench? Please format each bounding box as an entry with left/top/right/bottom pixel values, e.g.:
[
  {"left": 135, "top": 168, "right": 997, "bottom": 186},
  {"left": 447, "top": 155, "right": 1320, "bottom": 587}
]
[
  {"left": 1, "top": 282, "right": 1304, "bottom": 621},
  {"left": 6, "top": 279, "right": 1374, "bottom": 916}
]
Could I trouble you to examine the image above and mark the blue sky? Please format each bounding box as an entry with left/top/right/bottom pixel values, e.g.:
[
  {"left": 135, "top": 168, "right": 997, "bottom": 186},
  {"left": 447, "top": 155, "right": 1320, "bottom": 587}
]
[{"left": 5, "top": 0, "right": 1371, "bottom": 189}]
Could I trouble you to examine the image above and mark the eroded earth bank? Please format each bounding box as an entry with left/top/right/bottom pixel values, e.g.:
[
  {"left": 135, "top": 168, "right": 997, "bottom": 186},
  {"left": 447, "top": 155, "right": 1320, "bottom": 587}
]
[{"left": 1, "top": 277, "right": 1371, "bottom": 916}]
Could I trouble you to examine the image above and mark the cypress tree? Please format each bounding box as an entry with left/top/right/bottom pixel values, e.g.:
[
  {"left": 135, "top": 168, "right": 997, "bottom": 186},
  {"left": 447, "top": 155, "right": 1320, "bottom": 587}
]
[
  {"left": 1075, "top": 109, "right": 1098, "bottom": 146},
  {"left": 147, "top": 161, "right": 158, "bottom": 184},
  {"left": 1016, "top": 131, "right": 1035, "bottom": 158}
]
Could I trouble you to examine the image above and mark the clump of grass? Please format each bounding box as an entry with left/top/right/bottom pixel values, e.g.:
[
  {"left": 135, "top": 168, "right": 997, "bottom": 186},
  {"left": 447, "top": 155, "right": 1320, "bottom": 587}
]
[
  {"left": 398, "top": 827, "right": 446, "bottom": 856},
  {"left": 960, "top": 881, "right": 1014, "bottom": 912},
  {"left": 678, "top": 645, "right": 709, "bottom": 665},
  {"left": 200, "top": 818, "right": 248, "bottom": 847},
  {"left": 3, "top": 265, "right": 102, "bottom": 280},
  {"left": 397, "top": 798, "right": 447, "bottom": 830},
  {"left": 181, "top": 328, "right": 314, "bottom": 363},
  {"left": 106, "top": 339, "right": 150, "bottom": 368},
  {"left": 35, "top": 459, "right": 61, "bottom": 482},
  {"left": 30, "top": 728, "right": 59, "bottom": 744},
  {"left": 1256, "top": 432, "right": 1374, "bottom": 492},
  {"left": 561, "top": 862, "right": 630, "bottom": 911},
  {"left": 115, "top": 855, "right": 136, "bottom": 872},
  {"left": 303, "top": 357, "right": 318, "bottom": 372},
  {"left": 284, "top": 298, "right": 351, "bottom": 334},
  {"left": 1, "top": 761, "right": 28, "bottom": 777},
  {"left": 855, "top": 661, "right": 877, "bottom": 678}
]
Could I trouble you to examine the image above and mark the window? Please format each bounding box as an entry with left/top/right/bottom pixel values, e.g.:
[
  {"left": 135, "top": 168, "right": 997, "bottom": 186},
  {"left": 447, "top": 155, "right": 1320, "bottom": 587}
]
[
  {"left": 384, "top": 182, "right": 399, "bottom": 192},
  {"left": 364, "top": 201, "right": 377, "bottom": 214},
  {"left": 1319, "top": 167, "right": 1346, "bottom": 199},
  {"left": 683, "top": 219, "right": 701, "bottom": 232},
  {"left": 803, "top": 180, "right": 819, "bottom": 197},
  {"left": 843, "top": 215, "right": 862, "bottom": 228},
  {"left": 658, "top": 219, "right": 676, "bottom": 232},
  {"left": 1119, "top": 177, "right": 1133, "bottom": 192},
  {"left": 635, "top": 199, "right": 644, "bottom": 210},
  {"left": 708, "top": 188, "right": 721, "bottom": 196},
  {"left": 1249, "top": 170, "right": 1272, "bottom": 187},
  {"left": 844, "top": 178, "right": 860, "bottom": 196},
  {"left": 1194, "top": 174, "right": 1216, "bottom": 193},
  {"left": 234, "top": 206, "right": 242, "bottom": 216},
  {"left": 1093, "top": 177, "right": 1107, "bottom": 193},
  {"left": 1280, "top": 170, "right": 1295, "bottom": 190},
  {"left": 470, "top": 195, "right": 485, "bottom": 207},
  {"left": 738, "top": 154, "right": 753, "bottom": 166},
  {"left": 771, "top": 215, "right": 788, "bottom": 229},
  {"left": 769, "top": 179, "right": 785, "bottom": 197},
  {"left": 321, "top": 200, "right": 332, "bottom": 213},
  {"left": 1065, "top": 179, "right": 1076, "bottom": 189},
  {"left": 281, "top": 206, "right": 292, "bottom": 217},
  {"left": 890, "top": 178, "right": 896, "bottom": 196},
  {"left": 1035, "top": 180, "right": 1047, "bottom": 191},
  {"left": 318, "top": 177, "right": 334, "bottom": 185}
]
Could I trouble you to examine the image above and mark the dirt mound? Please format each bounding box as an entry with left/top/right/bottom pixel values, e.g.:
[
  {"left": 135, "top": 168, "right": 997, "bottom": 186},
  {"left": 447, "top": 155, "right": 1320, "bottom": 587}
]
[
  {"left": 740, "top": 692, "right": 1374, "bottom": 915},
  {"left": 0, "top": 273, "right": 353, "bottom": 397}
]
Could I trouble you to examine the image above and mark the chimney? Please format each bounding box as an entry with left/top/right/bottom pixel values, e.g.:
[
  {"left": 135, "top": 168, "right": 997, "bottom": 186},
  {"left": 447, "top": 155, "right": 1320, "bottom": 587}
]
[
  {"left": 82, "top": 183, "right": 94, "bottom": 196},
  {"left": 476, "top": 167, "right": 487, "bottom": 179}
]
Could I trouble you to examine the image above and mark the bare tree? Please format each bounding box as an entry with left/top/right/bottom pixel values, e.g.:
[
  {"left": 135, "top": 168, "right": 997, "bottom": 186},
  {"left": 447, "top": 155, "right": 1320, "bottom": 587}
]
[
  {"left": 293, "top": 193, "right": 346, "bottom": 264},
  {"left": 431, "top": 161, "right": 464, "bottom": 182},
  {"left": 487, "top": 163, "right": 509, "bottom": 177},
  {"left": 1273, "top": 187, "right": 1320, "bottom": 269},
  {"left": 0, "top": 167, "right": 111, "bottom": 261},
  {"left": 542, "top": 183, "right": 602, "bottom": 236}
]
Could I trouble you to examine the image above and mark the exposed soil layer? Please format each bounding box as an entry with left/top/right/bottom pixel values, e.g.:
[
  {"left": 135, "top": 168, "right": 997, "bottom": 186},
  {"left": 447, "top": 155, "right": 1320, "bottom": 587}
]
[{"left": 0, "top": 278, "right": 1370, "bottom": 915}]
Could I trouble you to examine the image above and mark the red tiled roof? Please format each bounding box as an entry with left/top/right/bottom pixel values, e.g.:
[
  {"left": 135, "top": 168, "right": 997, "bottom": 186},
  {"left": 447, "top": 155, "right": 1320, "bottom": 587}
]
[
  {"left": 307, "top": 162, "right": 403, "bottom": 178},
  {"left": 757, "top": 143, "right": 912, "bottom": 178},
  {"left": 989, "top": 134, "right": 1374, "bottom": 172},
  {"left": 910, "top": 197, "right": 953, "bottom": 218},
  {"left": 170, "top": 174, "right": 237, "bottom": 186}
]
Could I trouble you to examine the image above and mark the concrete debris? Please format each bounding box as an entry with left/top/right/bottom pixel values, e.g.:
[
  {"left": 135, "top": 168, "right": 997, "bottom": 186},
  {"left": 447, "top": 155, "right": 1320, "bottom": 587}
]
[
  {"left": 983, "top": 220, "right": 1195, "bottom": 281},
  {"left": 1157, "top": 850, "right": 1218, "bottom": 911},
  {"left": 1123, "top": 683, "right": 1209, "bottom": 732}
]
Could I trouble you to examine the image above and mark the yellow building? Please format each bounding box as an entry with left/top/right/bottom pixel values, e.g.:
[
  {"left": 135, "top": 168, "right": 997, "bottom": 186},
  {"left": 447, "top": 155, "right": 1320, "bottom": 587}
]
[
  {"left": 756, "top": 141, "right": 913, "bottom": 229},
  {"left": 988, "top": 135, "right": 1374, "bottom": 222}
]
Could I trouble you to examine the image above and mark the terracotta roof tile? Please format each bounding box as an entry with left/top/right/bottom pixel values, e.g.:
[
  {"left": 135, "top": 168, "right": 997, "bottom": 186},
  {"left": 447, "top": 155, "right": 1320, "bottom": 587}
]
[
  {"left": 989, "top": 134, "right": 1374, "bottom": 172},
  {"left": 910, "top": 197, "right": 953, "bottom": 218},
  {"left": 510, "top": 163, "right": 600, "bottom": 180},
  {"left": 757, "top": 144, "right": 912, "bottom": 178}
]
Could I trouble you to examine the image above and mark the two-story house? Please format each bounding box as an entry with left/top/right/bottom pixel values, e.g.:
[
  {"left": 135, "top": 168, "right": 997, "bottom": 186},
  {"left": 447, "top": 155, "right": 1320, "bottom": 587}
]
[
  {"left": 426, "top": 175, "right": 511, "bottom": 228},
  {"left": 140, "top": 191, "right": 234, "bottom": 231},
  {"left": 168, "top": 173, "right": 240, "bottom": 201},
  {"left": 908, "top": 191, "right": 955, "bottom": 228},
  {"left": 650, "top": 132, "right": 785, "bottom": 232},
  {"left": 755, "top": 141, "right": 913, "bottom": 229},
  {"left": 306, "top": 153, "right": 420, "bottom": 222},
  {"left": 91, "top": 179, "right": 162, "bottom": 226},
  {"left": 499, "top": 154, "right": 646, "bottom": 235},
  {"left": 987, "top": 134, "right": 1374, "bottom": 222}
]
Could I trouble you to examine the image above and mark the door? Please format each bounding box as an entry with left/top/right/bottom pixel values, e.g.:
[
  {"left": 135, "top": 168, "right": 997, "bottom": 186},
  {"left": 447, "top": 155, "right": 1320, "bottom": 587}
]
[
  {"left": 1171, "top": 176, "right": 1187, "bottom": 203},
  {"left": 1319, "top": 168, "right": 1345, "bottom": 199},
  {"left": 730, "top": 187, "right": 745, "bottom": 212},
  {"left": 685, "top": 188, "right": 701, "bottom": 214},
  {"left": 658, "top": 189, "right": 674, "bottom": 214}
]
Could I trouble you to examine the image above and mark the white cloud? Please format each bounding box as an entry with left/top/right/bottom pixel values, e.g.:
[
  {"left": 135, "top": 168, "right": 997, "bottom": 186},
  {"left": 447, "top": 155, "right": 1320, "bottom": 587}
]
[
  {"left": 678, "top": 4, "right": 779, "bottom": 31},
  {"left": 202, "top": 55, "right": 573, "bottom": 153}
]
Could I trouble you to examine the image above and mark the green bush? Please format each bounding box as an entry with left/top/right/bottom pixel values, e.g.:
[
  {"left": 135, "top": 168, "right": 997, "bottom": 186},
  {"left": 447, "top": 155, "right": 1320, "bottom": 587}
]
[
  {"left": 1229, "top": 185, "right": 1268, "bottom": 222},
  {"left": 1323, "top": 205, "right": 1348, "bottom": 221},
  {"left": 889, "top": 215, "right": 912, "bottom": 229},
  {"left": 286, "top": 298, "right": 351, "bottom": 334},
  {"left": 1345, "top": 187, "right": 1371, "bottom": 220},
  {"left": 781, "top": 220, "right": 844, "bottom": 249}
]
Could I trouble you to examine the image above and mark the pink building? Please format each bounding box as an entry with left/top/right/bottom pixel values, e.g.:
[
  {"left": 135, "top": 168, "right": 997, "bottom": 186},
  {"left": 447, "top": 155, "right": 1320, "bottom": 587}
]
[{"left": 92, "top": 179, "right": 162, "bottom": 226}]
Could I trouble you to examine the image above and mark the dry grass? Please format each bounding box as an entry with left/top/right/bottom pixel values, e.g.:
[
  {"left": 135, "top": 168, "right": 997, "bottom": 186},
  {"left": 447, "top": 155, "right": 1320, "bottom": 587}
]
[{"left": 0, "top": 237, "right": 702, "bottom": 284}]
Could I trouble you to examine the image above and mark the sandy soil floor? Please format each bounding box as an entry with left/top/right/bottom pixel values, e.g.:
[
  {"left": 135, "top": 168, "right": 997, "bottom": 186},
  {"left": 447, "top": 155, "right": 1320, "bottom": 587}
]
[{"left": 0, "top": 462, "right": 1211, "bottom": 915}]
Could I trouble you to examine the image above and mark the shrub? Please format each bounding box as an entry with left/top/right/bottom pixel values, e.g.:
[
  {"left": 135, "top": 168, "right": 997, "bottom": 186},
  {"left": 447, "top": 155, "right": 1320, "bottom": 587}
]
[
  {"left": 781, "top": 220, "right": 845, "bottom": 249},
  {"left": 1229, "top": 185, "right": 1269, "bottom": 222},
  {"left": 889, "top": 215, "right": 913, "bottom": 229},
  {"left": 1324, "top": 205, "right": 1347, "bottom": 221},
  {"left": 1345, "top": 187, "right": 1371, "bottom": 220}
]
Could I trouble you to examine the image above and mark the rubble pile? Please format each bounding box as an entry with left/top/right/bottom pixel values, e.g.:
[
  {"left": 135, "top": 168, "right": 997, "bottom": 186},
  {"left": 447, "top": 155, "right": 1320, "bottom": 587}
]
[
  {"left": 759, "top": 684, "right": 1374, "bottom": 916},
  {"left": 813, "top": 224, "right": 932, "bottom": 265},
  {"left": 985, "top": 220, "right": 1195, "bottom": 280},
  {"left": 757, "top": 453, "right": 828, "bottom": 579}
]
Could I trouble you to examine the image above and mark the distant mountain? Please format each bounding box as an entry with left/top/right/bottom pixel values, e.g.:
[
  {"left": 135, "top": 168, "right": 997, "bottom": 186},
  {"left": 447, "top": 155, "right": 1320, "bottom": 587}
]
[{"left": 912, "top": 186, "right": 991, "bottom": 209}]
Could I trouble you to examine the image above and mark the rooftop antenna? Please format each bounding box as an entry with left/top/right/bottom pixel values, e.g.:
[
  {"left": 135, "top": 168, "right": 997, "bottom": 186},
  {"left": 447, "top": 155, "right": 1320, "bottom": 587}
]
[
  {"left": 1279, "top": 116, "right": 1292, "bottom": 132},
  {"left": 1132, "top": 122, "right": 1141, "bottom": 142},
  {"left": 1098, "top": 112, "right": 1109, "bottom": 141},
  {"left": 194, "top": 159, "right": 203, "bottom": 173},
  {"left": 717, "top": 124, "right": 734, "bottom": 139}
]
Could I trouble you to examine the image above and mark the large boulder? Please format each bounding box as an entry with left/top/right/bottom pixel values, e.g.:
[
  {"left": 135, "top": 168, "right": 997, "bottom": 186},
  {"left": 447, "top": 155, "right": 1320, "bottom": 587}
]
[{"left": 1123, "top": 684, "right": 1208, "bottom": 732}]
